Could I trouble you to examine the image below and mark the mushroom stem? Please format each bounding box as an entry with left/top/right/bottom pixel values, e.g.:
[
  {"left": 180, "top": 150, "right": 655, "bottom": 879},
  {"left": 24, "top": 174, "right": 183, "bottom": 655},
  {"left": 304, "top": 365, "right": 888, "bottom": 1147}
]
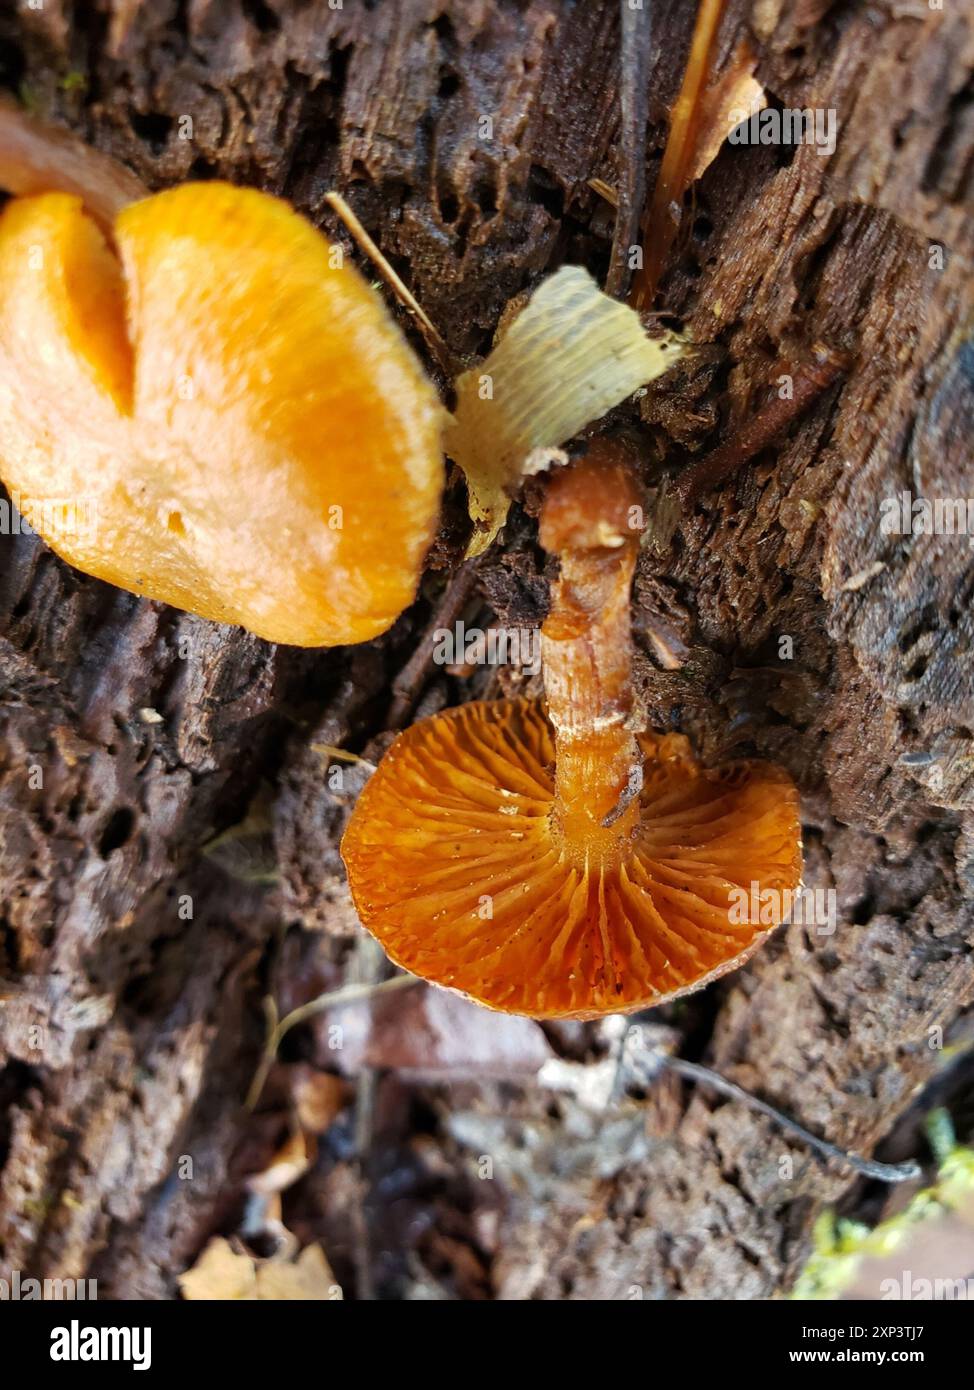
[
  {"left": 0, "top": 97, "right": 146, "bottom": 228},
  {"left": 539, "top": 442, "right": 645, "bottom": 856}
]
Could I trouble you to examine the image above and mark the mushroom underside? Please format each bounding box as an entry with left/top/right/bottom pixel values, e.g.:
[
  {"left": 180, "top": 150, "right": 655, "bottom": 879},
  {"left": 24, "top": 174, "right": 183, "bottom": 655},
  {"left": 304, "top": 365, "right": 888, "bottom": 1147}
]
[{"left": 341, "top": 698, "right": 803, "bottom": 1020}]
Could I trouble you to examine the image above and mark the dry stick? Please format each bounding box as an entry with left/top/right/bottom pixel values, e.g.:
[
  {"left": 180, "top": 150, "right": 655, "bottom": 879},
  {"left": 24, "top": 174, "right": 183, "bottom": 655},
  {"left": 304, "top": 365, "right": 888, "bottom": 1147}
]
[
  {"left": 605, "top": 0, "right": 651, "bottom": 299},
  {"left": 589, "top": 176, "right": 619, "bottom": 207},
  {"left": 309, "top": 743, "right": 377, "bottom": 773},
  {"left": 349, "top": 935, "right": 388, "bottom": 1304},
  {"left": 630, "top": 0, "right": 726, "bottom": 310},
  {"left": 0, "top": 97, "right": 146, "bottom": 227},
  {"left": 661, "top": 1056, "right": 923, "bottom": 1183},
  {"left": 352, "top": 1065, "right": 378, "bottom": 1302},
  {"left": 673, "top": 343, "right": 850, "bottom": 507},
  {"left": 244, "top": 973, "right": 418, "bottom": 1112},
  {"left": 385, "top": 556, "right": 484, "bottom": 729},
  {"left": 325, "top": 190, "right": 458, "bottom": 380}
]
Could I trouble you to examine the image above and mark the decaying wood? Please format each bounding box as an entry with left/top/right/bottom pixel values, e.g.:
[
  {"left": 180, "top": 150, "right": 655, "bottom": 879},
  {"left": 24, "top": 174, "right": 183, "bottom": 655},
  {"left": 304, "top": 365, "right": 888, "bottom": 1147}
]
[{"left": 0, "top": 0, "right": 971, "bottom": 1300}]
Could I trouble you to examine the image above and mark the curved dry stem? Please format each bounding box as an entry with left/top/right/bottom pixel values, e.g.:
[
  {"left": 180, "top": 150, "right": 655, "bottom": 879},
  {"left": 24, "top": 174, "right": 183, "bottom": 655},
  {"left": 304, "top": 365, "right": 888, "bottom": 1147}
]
[
  {"left": 0, "top": 97, "right": 146, "bottom": 228},
  {"left": 664, "top": 1057, "right": 923, "bottom": 1184},
  {"left": 244, "top": 973, "right": 419, "bottom": 1112}
]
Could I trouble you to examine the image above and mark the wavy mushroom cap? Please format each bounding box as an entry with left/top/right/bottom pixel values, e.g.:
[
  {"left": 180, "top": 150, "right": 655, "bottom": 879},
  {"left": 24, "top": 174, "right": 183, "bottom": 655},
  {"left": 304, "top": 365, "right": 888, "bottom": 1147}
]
[
  {"left": 0, "top": 183, "right": 444, "bottom": 646},
  {"left": 342, "top": 698, "right": 803, "bottom": 1019}
]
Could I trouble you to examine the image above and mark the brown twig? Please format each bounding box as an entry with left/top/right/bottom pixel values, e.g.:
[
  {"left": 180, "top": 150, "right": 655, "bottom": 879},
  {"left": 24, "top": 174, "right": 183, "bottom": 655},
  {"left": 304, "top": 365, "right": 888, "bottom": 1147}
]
[
  {"left": 0, "top": 96, "right": 146, "bottom": 229},
  {"left": 385, "top": 557, "right": 484, "bottom": 729},
  {"left": 325, "top": 190, "right": 458, "bottom": 380},
  {"left": 674, "top": 343, "right": 850, "bottom": 506},
  {"left": 349, "top": 934, "right": 390, "bottom": 1304},
  {"left": 630, "top": 0, "right": 726, "bottom": 310},
  {"left": 606, "top": 1, "right": 651, "bottom": 299},
  {"left": 352, "top": 1066, "right": 378, "bottom": 1302}
]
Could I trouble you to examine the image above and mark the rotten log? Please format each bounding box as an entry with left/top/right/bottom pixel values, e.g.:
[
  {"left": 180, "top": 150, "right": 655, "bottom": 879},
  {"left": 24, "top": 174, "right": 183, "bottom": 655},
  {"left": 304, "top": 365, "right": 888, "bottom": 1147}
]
[{"left": 0, "top": 0, "right": 971, "bottom": 1300}]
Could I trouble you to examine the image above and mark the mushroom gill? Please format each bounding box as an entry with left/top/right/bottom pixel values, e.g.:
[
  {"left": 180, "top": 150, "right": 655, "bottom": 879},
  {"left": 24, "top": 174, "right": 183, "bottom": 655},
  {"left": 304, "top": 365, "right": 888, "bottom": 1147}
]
[{"left": 342, "top": 444, "right": 802, "bottom": 1019}]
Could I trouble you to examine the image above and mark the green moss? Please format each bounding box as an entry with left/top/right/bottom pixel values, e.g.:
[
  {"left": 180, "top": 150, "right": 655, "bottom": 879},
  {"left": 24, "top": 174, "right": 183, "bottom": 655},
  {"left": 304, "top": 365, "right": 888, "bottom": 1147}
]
[{"left": 791, "top": 1109, "right": 974, "bottom": 1301}]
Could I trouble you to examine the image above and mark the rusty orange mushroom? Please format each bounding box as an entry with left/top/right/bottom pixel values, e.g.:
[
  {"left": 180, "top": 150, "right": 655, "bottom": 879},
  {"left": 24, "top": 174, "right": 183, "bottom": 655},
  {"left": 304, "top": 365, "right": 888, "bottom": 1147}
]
[
  {"left": 0, "top": 175, "right": 443, "bottom": 646},
  {"left": 342, "top": 442, "right": 802, "bottom": 1019}
]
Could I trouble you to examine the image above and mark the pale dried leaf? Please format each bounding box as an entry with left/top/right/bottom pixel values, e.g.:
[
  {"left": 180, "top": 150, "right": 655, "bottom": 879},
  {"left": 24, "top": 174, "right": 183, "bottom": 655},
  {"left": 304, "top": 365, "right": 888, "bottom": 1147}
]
[
  {"left": 690, "top": 59, "right": 767, "bottom": 182},
  {"left": 255, "top": 1244, "right": 340, "bottom": 1301},
  {"left": 326, "top": 983, "right": 553, "bottom": 1081},
  {"left": 179, "top": 1237, "right": 258, "bottom": 1301},
  {"left": 445, "top": 266, "right": 683, "bottom": 555},
  {"left": 179, "top": 1237, "right": 341, "bottom": 1302}
]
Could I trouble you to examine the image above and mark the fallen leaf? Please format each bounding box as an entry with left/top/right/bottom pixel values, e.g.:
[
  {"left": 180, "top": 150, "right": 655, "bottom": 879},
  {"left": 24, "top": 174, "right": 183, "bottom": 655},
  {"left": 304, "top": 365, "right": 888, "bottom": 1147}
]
[
  {"left": 323, "top": 982, "right": 553, "bottom": 1082},
  {"left": 445, "top": 266, "right": 683, "bottom": 556},
  {"left": 254, "top": 1243, "right": 340, "bottom": 1301},
  {"left": 179, "top": 1238, "right": 257, "bottom": 1301},
  {"left": 179, "top": 1237, "right": 341, "bottom": 1301},
  {"left": 690, "top": 45, "right": 767, "bottom": 182}
]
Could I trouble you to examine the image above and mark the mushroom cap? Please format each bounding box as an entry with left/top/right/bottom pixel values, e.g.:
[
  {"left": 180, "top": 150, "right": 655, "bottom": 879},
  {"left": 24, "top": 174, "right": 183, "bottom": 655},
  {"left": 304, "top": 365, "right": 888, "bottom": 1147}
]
[
  {"left": 0, "top": 183, "right": 444, "bottom": 646},
  {"left": 342, "top": 698, "right": 803, "bottom": 1019}
]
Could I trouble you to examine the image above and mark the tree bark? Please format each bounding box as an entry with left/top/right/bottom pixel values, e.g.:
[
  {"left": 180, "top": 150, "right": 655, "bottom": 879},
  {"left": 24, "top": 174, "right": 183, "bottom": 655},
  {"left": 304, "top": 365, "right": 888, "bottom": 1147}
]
[{"left": 0, "top": 0, "right": 971, "bottom": 1300}]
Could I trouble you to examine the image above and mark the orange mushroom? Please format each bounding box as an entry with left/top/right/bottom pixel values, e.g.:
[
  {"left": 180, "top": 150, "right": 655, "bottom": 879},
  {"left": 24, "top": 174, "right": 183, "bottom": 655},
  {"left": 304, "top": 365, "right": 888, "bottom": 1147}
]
[
  {"left": 0, "top": 178, "right": 444, "bottom": 646},
  {"left": 342, "top": 441, "right": 802, "bottom": 1019}
]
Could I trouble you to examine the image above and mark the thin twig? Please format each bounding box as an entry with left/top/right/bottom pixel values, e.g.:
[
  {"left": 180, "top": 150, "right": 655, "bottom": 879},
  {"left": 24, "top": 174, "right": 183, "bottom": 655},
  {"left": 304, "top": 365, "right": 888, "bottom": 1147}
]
[
  {"left": 662, "top": 1056, "right": 922, "bottom": 1184},
  {"left": 244, "top": 973, "right": 419, "bottom": 1111},
  {"left": 606, "top": 0, "right": 651, "bottom": 299},
  {"left": 673, "top": 342, "right": 850, "bottom": 506},
  {"left": 309, "top": 743, "right": 376, "bottom": 770},
  {"left": 348, "top": 934, "right": 388, "bottom": 1304},
  {"left": 589, "top": 176, "right": 619, "bottom": 207},
  {"left": 630, "top": 0, "right": 726, "bottom": 309},
  {"left": 325, "top": 190, "right": 458, "bottom": 379},
  {"left": 352, "top": 1066, "right": 378, "bottom": 1302},
  {"left": 0, "top": 96, "right": 146, "bottom": 229},
  {"left": 385, "top": 557, "right": 484, "bottom": 729}
]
